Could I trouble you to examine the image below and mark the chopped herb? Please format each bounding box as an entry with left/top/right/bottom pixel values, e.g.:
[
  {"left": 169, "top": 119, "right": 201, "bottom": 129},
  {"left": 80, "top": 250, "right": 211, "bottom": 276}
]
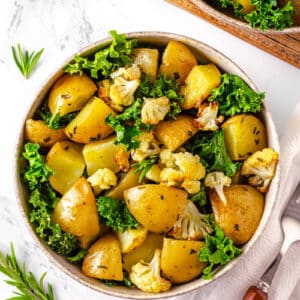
[
  {"left": 103, "top": 270, "right": 135, "bottom": 288},
  {"left": 132, "top": 155, "right": 159, "bottom": 183}
]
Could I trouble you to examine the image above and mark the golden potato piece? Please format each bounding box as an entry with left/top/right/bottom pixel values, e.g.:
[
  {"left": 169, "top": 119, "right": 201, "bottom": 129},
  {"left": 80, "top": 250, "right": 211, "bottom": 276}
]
[
  {"left": 65, "top": 96, "right": 114, "bottom": 144},
  {"left": 53, "top": 177, "right": 101, "bottom": 249},
  {"left": 132, "top": 48, "right": 159, "bottom": 82},
  {"left": 124, "top": 184, "right": 188, "bottom": 233},
  {"left": 48, "top": 74, "right": 97, "bottom": 116},
  {"left": 181, "top": 64, "right": 221, "bottom": 110},
  {"left": 123, "top": 233, "right": 163, "bottom": 272},
  {"left": 161, "top": 238, "right": 206, "bottom": 283},
  {"left": 159, "top": 40, "right": 197, "bottom": 84},
  {"left": 105, "top": 168, "right": 140, "bottom": 200},
  {"left": 83, "top": 135, "right": 126, "bottom": 176},
  {"left": 82, "top": 233, "right": 123, "bottom": 281},
  {"left": 25, "top": 119, "right": 67, "bottom": 147},
  {"left": 116, "top": 226, "right": 148, "bottom": 254},
  {"left": 222, "top": 114, "right": 267, "bottom": 161},
  {"left": 210, "top": 184, "right": 264, "bottom": 245},
  {"left": 46, "top": 141, "right": 85, "bottom": 195},
  {"left": 154, "top": 115, "right": 199, "bottom": 151}
]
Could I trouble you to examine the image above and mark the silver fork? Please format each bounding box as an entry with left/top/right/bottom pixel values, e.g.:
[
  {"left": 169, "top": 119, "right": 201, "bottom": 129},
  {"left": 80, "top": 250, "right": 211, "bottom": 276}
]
[{"left": 243, "top": 183, "right": 300, "bottom": 300}]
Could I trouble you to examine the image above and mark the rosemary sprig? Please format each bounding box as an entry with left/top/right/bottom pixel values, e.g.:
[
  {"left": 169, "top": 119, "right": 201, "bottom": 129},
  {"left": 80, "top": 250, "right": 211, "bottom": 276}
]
[
  {"left": 11, "top": 44, "right": 44, "bottom": 79},
  {"left": 0, "top": 243, "right": 55, "bottom": 300},
  {"left": 132, "top": 155, "right": 159, "bottom": 183}
]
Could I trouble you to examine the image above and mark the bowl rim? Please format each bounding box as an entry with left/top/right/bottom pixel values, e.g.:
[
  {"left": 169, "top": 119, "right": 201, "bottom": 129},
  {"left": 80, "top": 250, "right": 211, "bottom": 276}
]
[
  {"left": 190, "top": 0, "right": 300, "bottom": 34},
  {"left": 13, "top": 30, "right": 280, "bottom": 299}
]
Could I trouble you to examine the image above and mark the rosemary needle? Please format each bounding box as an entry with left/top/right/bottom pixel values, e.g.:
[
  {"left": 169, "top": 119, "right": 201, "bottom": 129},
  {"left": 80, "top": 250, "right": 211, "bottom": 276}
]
[
  {"left": 0, "top": 242, "right": 55, "bottom": 300},
  {"left": 11, "top": 44, "right": 44, "bottom": 79}
]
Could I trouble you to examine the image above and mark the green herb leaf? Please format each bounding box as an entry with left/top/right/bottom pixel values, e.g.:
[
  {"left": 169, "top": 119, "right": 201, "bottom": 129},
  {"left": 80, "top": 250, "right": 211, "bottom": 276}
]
[
  {"left": 209, "top": 73, "right": 264, "bottom": 116},
  {"left": 132, "top": 155, "right": 159, "bottom": 183},
  {"left": 189, "top": 185, "right": 212, "bottom": 214},
  {"left": 103, "top": 270, "right": 135, "bottom": 288},
  {"left": 198, "top": 223, "right": 242, "bottom": 279},
  {"left": 185, "top": 129, "right": 240, "bottom": 176},
  {"left": 64, "top": 30, "right": 137, "bottom": 79},
  {"left": 0, "top": 243, "right": 55, "bottom": 300},
  {"left": 96, "top": 196, "right": 139, "bottom": 232},
  {"left": 12, "top": 44, "right": 44, "bottom": 79}
]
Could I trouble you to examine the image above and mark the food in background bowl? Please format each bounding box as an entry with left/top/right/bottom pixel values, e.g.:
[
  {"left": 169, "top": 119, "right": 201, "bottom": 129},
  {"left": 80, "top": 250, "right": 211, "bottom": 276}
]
[
  {"left": 194, "top": 0, "right": 300, "bottom": 32},
  {"left": 16, "top": 31, "right": 279, "bottom": 298}
]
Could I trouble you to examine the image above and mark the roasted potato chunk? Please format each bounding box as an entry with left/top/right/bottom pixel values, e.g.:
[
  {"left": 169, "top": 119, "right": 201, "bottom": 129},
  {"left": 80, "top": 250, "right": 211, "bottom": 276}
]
[
  {"left": 53, "top": 177, "right": 101, "bottom": 249},
  {"left": 82, "top": 233, "right": 123, "bottom": 281},
  {"left": 159, "top": 40, "right": 197, "bottom": 84},
  {"left": 46, "top": 141, "right": 85, "bottom": 195},
  {"left": 65, "top": 96, "right": 114, "bottom": 144},
  {"left": 181, "top": 64, "right": 221, "bottom": 110},
  {"left": 154, "top": 115, "right": 199, "bottom": 151},
  {"left": 210, "top": 184, "right": 264, "bottom": 245},
  {"left": 161, "top": 238, "right": 207, "bottom": 283},
  {"left": 48, "top": 74, "right": 97, "bottom": 116},
  {"left": 124, "top": 184, "right": 188, "bottom": 233},
  {"left": 25, "top": 119, "right": 67, "bottom": 147},
  {"left": 222, "top": 114, "right": 267, "bottom": 161}
]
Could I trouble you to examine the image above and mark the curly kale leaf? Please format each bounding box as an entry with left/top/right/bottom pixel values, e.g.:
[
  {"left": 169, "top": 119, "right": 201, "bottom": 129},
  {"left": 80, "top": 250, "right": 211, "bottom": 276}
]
[
  {"left": 185, "top": 129, "right": 240, "bottom": 176},
  {"left": 22, "top": 143, "right": 78, "bottom": 256},
  {"left": 198, "top": 223, "right": 242, "bottom": 279},
  {"left": 96, "top": 196, "right": 139, "bottom": 232},
  {"left": 209, "top": 73, "right": 264, "bottom": 116},
  {"left": 64, "top": 30, "right": 137, "bottom": 79},
  {"left": 244, "top": 0, "right": 295, "bottom": 31}
]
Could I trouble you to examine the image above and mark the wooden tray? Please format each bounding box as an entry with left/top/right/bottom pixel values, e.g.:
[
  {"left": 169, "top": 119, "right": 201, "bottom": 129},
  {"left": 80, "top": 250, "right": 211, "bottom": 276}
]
[{"left": 166, "top": 0, "right": 300, "bottom": 68}]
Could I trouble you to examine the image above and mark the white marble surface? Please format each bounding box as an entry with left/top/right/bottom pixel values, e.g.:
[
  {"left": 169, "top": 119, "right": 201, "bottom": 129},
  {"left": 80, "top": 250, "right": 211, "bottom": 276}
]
[{"left": 0, "top": 0, "right": 300, "bottom": 299}]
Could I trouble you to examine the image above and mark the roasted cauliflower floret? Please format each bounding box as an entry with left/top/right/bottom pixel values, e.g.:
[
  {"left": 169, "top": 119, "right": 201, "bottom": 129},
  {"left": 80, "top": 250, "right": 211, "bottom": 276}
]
[
  {"left": 141, "top": 96, "right": 170, "bottom": 125},
  {"left": 168, "top": 201, "right": 213, "bottom": 240},
  {"left": 129, "top": 249, "right": 171, "bottom": 293},
  {"left": 204, "top": 171, "right": 231, "bottom": 205},
  {"left": 241, "top": 148, "right": 279, "bottom": 193},
  {"left": 109, "top": 64, "right": 141, "bottom": 109},
  {"left": 160, "top": 151, "right": 206, "bottom": 194},
  {"left": 131, "top": 131, "right": 160, "bottom": 162},
  {"left": 87, "top": 168, "right": 117, "bottom": 195},
  {"left": 193, "top": 101, "right": 224, "bottom": 131}
]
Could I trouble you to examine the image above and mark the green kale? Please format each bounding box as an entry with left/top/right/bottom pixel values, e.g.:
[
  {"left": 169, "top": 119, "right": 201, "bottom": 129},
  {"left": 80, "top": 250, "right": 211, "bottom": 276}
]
[
  {"left": 64, "top": 30, "right": 137, "bottom": 79},
  {"left": 189, "top": 186, "right": 212, "bottom": 214},
  {"left": 132, "top": 155, "right": 159, "bottom": 183},
  {"left": 22, "top": 143, "right": 78, "bottom": 256},
  {"left": 212, "top": 0, "right": 244, "bottom": 17},
  {"left": 96, "top": 196, "right": 139, "bottom": 232},
  {"left": 209, "top": 73, "right": 264, "bottom": 116},
  {"left": 67, "top": 249, "right": 87, "bottom": 264},
  {"left": 185, "top": 129, "right": 240, "bottom": 176},
  {"left": 103, "top": 270, "right": 135, "bottom": 288},
  {"left": 198, "top": 223, "right": 242, "bottom": 280},
  {"left": 36, "top": 102, "right": 77, "bottom": 129},
  {"left": 244, "top": 0, "right": 295, "bottom": 31}
]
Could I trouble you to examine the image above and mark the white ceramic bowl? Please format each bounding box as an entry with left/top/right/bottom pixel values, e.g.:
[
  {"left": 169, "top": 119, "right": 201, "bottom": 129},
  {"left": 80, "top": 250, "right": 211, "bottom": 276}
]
[{"left": 14, "top": 31, "right": 280, "bottom": 299}]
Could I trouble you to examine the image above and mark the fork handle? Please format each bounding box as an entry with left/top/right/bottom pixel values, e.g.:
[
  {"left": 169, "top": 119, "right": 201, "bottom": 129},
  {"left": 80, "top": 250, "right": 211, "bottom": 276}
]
[{"left": 243, "top": 286, "right": 268, "bottom": 300}]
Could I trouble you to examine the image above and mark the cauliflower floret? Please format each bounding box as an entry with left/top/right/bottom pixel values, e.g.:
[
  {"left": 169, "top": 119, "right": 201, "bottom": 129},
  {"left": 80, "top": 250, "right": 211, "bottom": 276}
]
[
  {"left": 131, "top": 131, "right": 160, "bottom": 162},
  {"left": 168, "top": 201, "right": 213, "bottom": 240},
  {"left": 141, "top": 96, "right": 170, "bottom": 125},
  {"left": 204, "top": 171, "right": 231, "bottom": 205},
  {"left": 114, "top": 148, "right": 130, "bottom": 172},
  {"left": 130, "top": 249, "right": 171, "bottom": 293},
  {"left": 87, "top": 168, "right": 117, "bottom": 195},
  {"left": 109, "top": 64, "right": 141, "bottom": 109},
  {"left": 241, "top": 148, "right": 279, "bottom": 193},
  {"left": 193, "top": 101, "right": 224, "bottom": 131},
  {"left": 160, "top": 151, "right": 206, "bottom": 194}
]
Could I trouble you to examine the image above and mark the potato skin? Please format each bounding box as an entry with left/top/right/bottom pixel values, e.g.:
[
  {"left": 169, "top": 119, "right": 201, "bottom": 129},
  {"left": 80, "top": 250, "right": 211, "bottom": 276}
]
[
  {"left": 161, "top": 238, "right": 206, "bottom": 283},
  {"left": 65, "top": 96, "right": 114, "bottom": 144},
  {"left": 210, "top": 184, "right": 264, "bottom": 245},
  {"left": 222, "top": 114, "right": 267, "bottom": 161},
  {"left": 82, "top": 233, "right": 123, "bottom": 281},
  {"left": 53, "top": 177, "right": 101, "bottom": 249},
  {"left": 159, "top": 40, "right": 197, "bottom": 84},
  {"left": 124, "top": 184, "right": 188, "bottom": 233},
  {"left": 154, "top": 115, "right": 199, "bottom": 151},
  {"left": 46, "top": 141, "right": 85, "bottom": 195},
  {"left": 48, "top": 74, "right": 97, "bottom": 116},
  {"left": 25, "top": 119, "right": 67, "bottom": 147}
]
